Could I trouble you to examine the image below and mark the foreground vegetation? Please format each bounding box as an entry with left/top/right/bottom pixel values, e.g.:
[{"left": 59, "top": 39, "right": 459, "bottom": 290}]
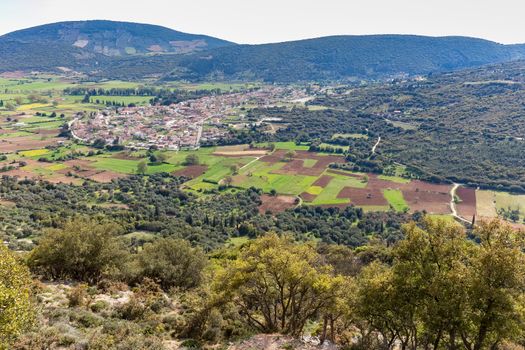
[{"left": 3, "top": 216, "right": 525, "bottom": 349}]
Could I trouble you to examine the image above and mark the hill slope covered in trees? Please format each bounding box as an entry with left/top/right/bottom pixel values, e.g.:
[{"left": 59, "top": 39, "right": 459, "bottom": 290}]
[
  {"left": 162, "top": 35, "right": 525, "bottom": 82},
  {"left": 1, "top": 20, "right": 234, "bottom": 56},
  {"left": 1, "top": 22, "right": 525, "bottom": 81}
]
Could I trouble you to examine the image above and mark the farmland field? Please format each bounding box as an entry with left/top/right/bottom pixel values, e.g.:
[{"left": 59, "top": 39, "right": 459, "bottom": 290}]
[
  {"left": 0, "top": 76, "right": 522, "bottom": 224},
  {"left": 383, "top": 189, "right": 409, "bottom": 212}
]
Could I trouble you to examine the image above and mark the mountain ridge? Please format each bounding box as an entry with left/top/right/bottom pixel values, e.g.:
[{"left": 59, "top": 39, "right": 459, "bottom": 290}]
[
  {"left": 1, "top": 21, "right": 525, "bottom": 81},
  {"left": 0, "top": 20, "right": 234, "bottom": 57}
]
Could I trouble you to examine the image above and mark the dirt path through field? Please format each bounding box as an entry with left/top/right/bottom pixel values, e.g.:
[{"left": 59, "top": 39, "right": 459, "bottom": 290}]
[
  {"left": 371, "top": 136, "right": 381, "bottom": 154},
  {"left": 240, "top": 156, "right": 262, "bottom": 170},
  {"left": 450, "top": 183, "right": 472, "bottom": 224}
]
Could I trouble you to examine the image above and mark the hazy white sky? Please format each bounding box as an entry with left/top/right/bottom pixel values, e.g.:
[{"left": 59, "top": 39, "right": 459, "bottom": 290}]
[{"left": 0, "top": 0, "right": 524, "bottom": 44}]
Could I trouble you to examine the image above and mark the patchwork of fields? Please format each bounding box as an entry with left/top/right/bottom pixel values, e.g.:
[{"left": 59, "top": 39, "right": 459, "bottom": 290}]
[
  {"left": 0, "top": 130, "right": 519, "bottom": 224},
  {"left": 0, "top": 76, "right": 523, "bottom": 225}
]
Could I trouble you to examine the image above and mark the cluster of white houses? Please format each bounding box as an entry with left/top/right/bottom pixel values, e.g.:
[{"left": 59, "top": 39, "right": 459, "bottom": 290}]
[{"left": 71, "top": 87, "right": 310, "bottom": 150}]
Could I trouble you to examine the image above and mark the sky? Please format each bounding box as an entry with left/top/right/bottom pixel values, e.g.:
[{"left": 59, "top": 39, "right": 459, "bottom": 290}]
[{"left": 0, "top": 0, "right": 524, "bottom": 44}]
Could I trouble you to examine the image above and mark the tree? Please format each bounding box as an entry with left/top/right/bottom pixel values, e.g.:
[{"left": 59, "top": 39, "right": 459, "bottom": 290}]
[
  {"left": 156, "top": 152, "right": 169, "bottom": 163},
  {"left": 136, "top": 238, "right": 207, "bottom": 291},
  {"left": 352, "top": 218, "right": 525, "bottom": 350},
  {"left": 459, "top": 220, "right": 525, "bottom": 350},
  {"left": 216, "top": 234, "right": 342, "bottom": 336},
  {"left": 28, "top": 217, "right": 128, "bottom": 283},
  {"left": 222, "top": 176, "right": 233, "bottom": 187},
  {"left": 284, "top": 150, "right": 296, "bottom": 162},
  {"left": 184, "top": 154, "right": 200, "bottom": 166},
  {"left": 92, "top": 138, "right": 106, "bottom": 149},
  {"left": 137, "top": 160, "right": 148, "bottom": 174},
  {"left": 230, "top": 164, "right": 239, "bottom": 175},
  {"left": 391, "top": 219, "right": 472, "bottom": 349},
  {"left": 0, "top": 245, "right": 34, "bottom": 346}
]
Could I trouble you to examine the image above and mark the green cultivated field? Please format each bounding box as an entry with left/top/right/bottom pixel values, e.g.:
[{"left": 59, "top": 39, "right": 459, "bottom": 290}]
[
  {"left": 91, "top": 157, "right": 142, "bottom": 174},
  {"left": 311, "top": 172, "right": 366, "bottom": 206},
  {"left": 255, "top": 141, "right": 310, "bottom": 151},
  {"left": 235, "top": 163, "right": 317, "bottom": 194},
  {"left": 378, "top": 174, "right": 410, "bottom": 184},
  {"left": 91, "top": 157, "right": 178, "bottom": 175},
  {"left": 383, "top": 189, "right": 409, "bottom": 212}
]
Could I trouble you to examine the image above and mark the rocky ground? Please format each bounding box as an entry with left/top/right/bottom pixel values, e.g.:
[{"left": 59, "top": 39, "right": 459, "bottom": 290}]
[{"left": 228, "top": 334, "right": 338, "bottom": 350}]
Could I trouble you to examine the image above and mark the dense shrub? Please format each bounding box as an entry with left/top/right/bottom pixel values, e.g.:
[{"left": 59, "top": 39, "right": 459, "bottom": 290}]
[
  {"left": 135, "top": 238, "right": 207, "bottom": 291},
  {"left": 28, "top": 217, "right": 128, "bottom": 283}
]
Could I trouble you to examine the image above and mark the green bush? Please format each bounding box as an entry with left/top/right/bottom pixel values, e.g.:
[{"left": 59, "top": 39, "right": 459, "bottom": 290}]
[
  {"left": 135, "top": 238, "right": 207, "bottom": 291},
  {"left": 90, "top": 300, "right": 109, "bottom": 313},
  {"left": 28, "top": 217, "right": 129, "bottom": 283}
]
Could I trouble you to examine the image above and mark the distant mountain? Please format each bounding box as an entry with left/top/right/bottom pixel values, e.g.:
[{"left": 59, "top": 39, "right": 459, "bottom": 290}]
[
  {"left": 2, "top": 20, "right": 234, "bottom": 57},
  {"left": 162, "top": 35, "right": 525, "bottom": 82},
  {"left": 1, "top": 21, "right": 525, "bottom": 82}
]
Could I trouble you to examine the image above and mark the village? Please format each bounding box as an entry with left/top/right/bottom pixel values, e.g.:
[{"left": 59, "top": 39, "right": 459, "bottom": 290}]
[{"left": 70, "top": 86, "right": 310, "bottom": 150}]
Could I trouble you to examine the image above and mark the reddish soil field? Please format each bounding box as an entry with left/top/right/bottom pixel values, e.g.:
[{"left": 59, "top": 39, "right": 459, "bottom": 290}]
[
  {"left": 299, "top": 192, "right": 317, "bottom": 202},
  {"left": 407, "top": 180, "right": 452, "bottom": 193},
  {"left": 112, "top": 152, "right": 143, "bottom": 160},
  {"left": 62, "top": 159, "right": 96, "bottom": 169},
  {"left": 58, "top": 168, "right": 101, "bottom": 178},
  {"left": 0, "top": 137, "right": 64, "bottom": 153},
  {"left": 87, "top": 171, "right": 125, "bottom": 183},
  {"left": 268, "top": 151, "right": 345, "bottom": 176},
  {"left": 260, "top": 149, "right": 287, "bottom": 163},
  {"left": 327, "top": 169, "right": 364, "bottom": 179},
  {"left": 33, "top": 129, "right": 60, "bottom": 136},
  {"left": 295, "top": 151, "right": 345, "bottom": 168},
  {"left": 312, "top": 175, "right": 333, "bottom": 187},
  {"left": 338, "top": 187, "right": 389, "bottom": 206},
  {"left": 173, "top": 165, "right": 208, "bottom": 178},
  {"left": 1, "top": 169, "right": 38, "bottom": 179},
  {"left": 259, "top": 194, "right": 297, "bottom": 214},
  {"left": 0, "top": 129, "right": 18, "bottom": 135},
  {"left": 46, "top": 175, "right": 85, "bottom": 185},
  {"left": 366, "top": 174, "right": 404, "bottom": 190},
  {"left": 363, "top": 175, "right": 453, "bottom": 214},
  {"left": 277, "top": 159, "right": 325, "bottom": 176},
  {"left": 456, "top": 187, "right": 477, "bottom": 218},
  {"left": 402, "top": 189, "right": 451, "bottom": 214},
  {"left": 400, "top": 181, "right": 452, "bottom": 214}
]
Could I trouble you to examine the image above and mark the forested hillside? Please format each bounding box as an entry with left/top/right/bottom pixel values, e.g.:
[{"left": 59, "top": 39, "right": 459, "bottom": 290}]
[
  {"left": 2, "top": 22, "right": 525, "bottom": 81},
  {"left": 2, "top": 20, "right": 233, "bottom": 56},
  {"left": 305, "top": 60, "right": 525, "bottom": 192},
  {"left": 161, "top": 35, "right": 525, "bottom": 82},
  {"left": 0, "top": 20, "right": 233, "bottom": 74}
]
